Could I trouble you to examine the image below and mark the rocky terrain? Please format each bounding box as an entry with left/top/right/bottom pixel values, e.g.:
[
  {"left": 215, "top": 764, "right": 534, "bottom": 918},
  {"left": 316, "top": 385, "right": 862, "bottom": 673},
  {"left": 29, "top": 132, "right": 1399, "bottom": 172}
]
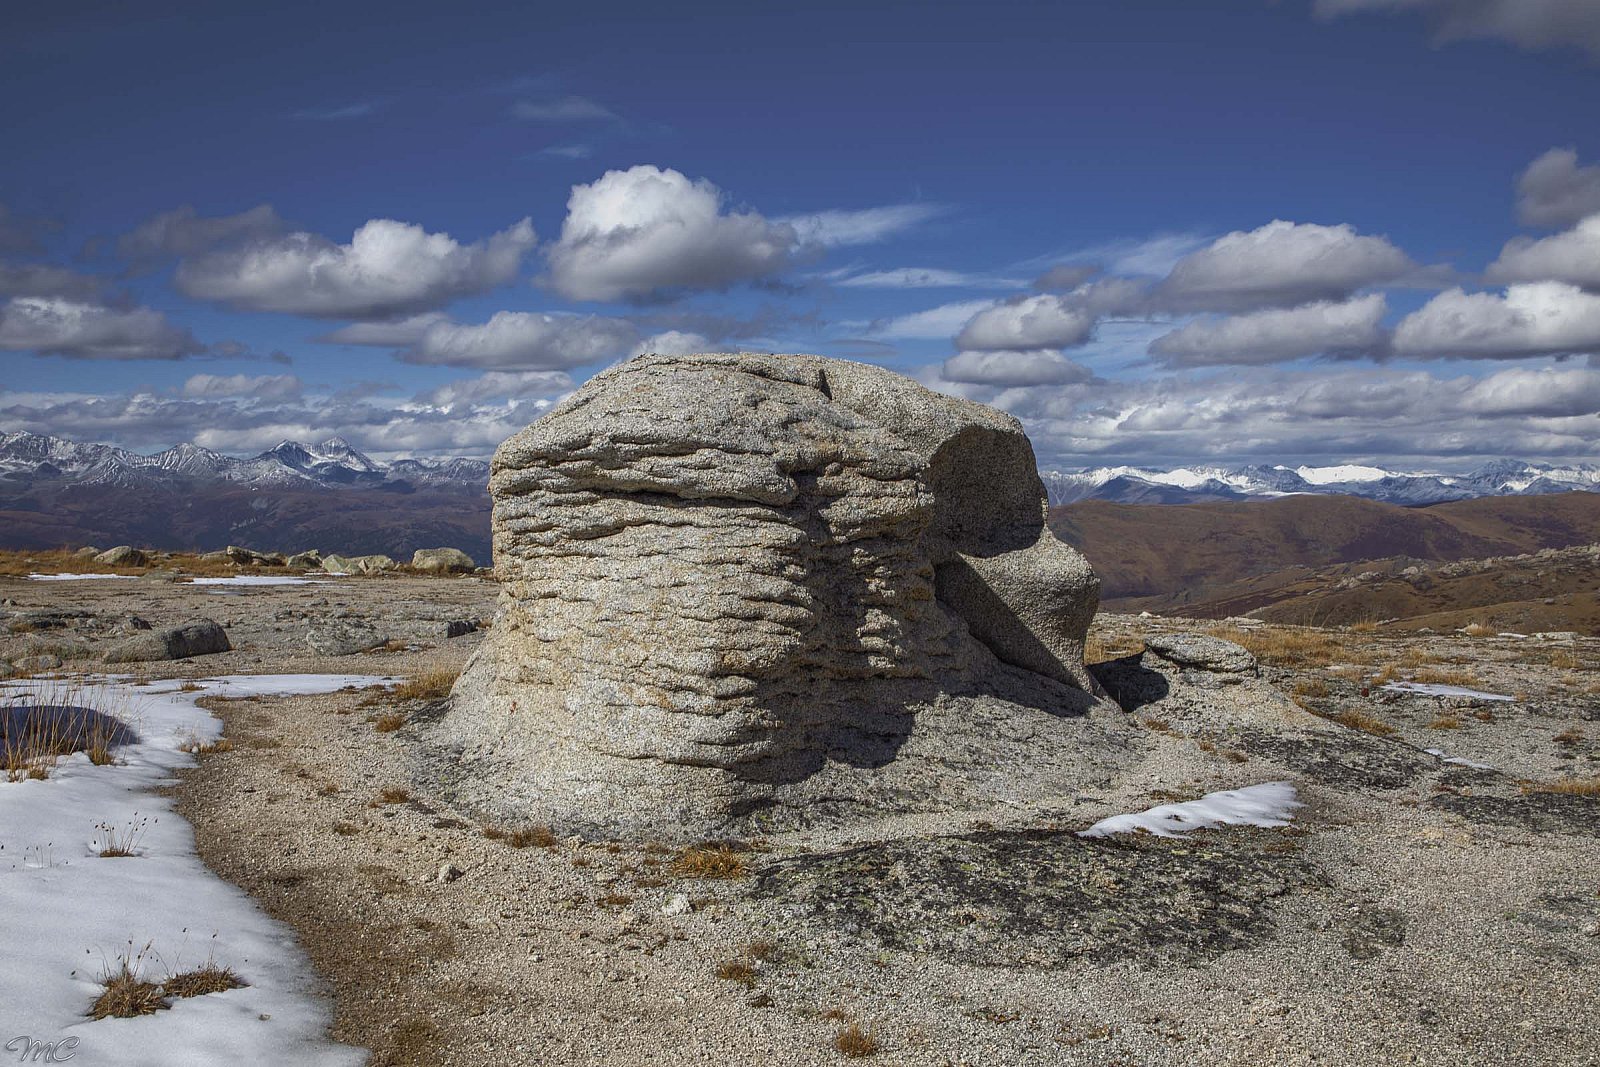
[
  {"left": 3, "top": 355, "right": 1596, "bottom": 1066},
  {"left": 2, "top": 568, "right": 1595, "bottom": 1065}
]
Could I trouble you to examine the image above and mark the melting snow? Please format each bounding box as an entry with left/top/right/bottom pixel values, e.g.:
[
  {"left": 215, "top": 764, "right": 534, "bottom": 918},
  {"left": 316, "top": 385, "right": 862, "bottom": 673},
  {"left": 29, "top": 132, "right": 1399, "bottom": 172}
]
[
  {"left": 186, "top": 576, "right": 330, "bottom": 586},
  {"left": 26, "top": 573, "right": 139, "bottom": 582},
  {"left": 1381, "top": 681, "right": 1516, "bottom": 702},
  {"left": 1423, "top": 748, "right": 1495, "bottom": 771},
  {"left": 1077, "top": 782, "right": 1301, "bottom": 839},
  {"left": 0, "top": 674, "right": 394, "bottom": 1066}
]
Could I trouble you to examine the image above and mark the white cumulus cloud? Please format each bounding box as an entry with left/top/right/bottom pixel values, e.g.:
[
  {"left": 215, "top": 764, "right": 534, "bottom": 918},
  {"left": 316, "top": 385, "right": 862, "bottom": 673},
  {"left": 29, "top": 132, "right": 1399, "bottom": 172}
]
[
  {"left": 1157, "top": 220, "right": 1415, "bottom": 312},
  {"left": 941, "top": 349, "right": 1094, "bottom": 388},
  {"left": 780, "top": 204, "right": 944, "bottom": 248},
  {"left": 545, "top": 166, "right": 796, "bottom": 301},
  {"left": 955, "top": 293, "right": 1097, "bottom": 351},
  {"left": 1149, "top": 294, "right": 1388, "bottom": 367},
  {"left": 0, "top": 297, "right": 203, "bottom": 360},
  {"left": 1486, "top": 214, "right": 1600, "bottom": 290},
  {"left": 178, "top": 217, "right": 536, "bottom": 318},
  {"left": 397, "top": 310, "right": 637, "bottom": 370},
  {"left": 1394, "top": 282, "right": 1600, "bottom": 359},
  {"left": 1516, "top": 148, "right": 1600, "bottom": 228}
]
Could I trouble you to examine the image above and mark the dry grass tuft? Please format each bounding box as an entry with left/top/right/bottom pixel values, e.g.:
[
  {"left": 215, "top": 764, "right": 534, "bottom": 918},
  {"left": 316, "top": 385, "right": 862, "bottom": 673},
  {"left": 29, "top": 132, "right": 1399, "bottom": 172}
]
[
  {"left": 1207, "top": 625, "right": 1342, "bottom": 667},
  {"left": 163, "top": 963, "right": 244, "bottom": 999},
  {"left": 496, "top": 824, "right": 558, "bottom": 849},
  {"left": 1427, "top": 714, "right": 1462, "bottom": 730},
  {"left": 1412, "top": 667, "right": 1480, "bottom": 687},
  {"left": 1529, "top": 777, "right": 1600, "bottom": 797},
  {"left": 1292, "top": 677, "right": 1330, "bottom": 699},
  {"left": 671, "top": 844, "right": 748, "bottom": 880},
  {"left": 1461, "top": 622, "right": 1497, "bottom": 638},
  {"left": 376, "top": 786, "right": 411, "bottom": 805},
  {"left": 1545, "top": 650, "right": 1581, "bottom": 670},
  {"left": 90, "top": 962, "right": 167, "bottom": 1020},
  {"left": 833, "top": 1023, "right": 880, "bottom": 1058},
  {"left": 715, "top": 960, "right": 757, "bottom": 985},
  {"left": 390, "top": 668, "right": 459, "bottom": 702},
  {"left": 1554, "top": 728, "right": 1584, "bottom": 745},
  {"left": 88, "top": 943, "right": 165, "bottom": 1020},
  {"left": 1348, "top": 620, "right": 1380, "bottom": 633},
  {"left": 370, "top": 711, "right": 407, "bottom": 733},
  {"left": 1326, "top": 709, "right": 1396, "bottom": 736}
]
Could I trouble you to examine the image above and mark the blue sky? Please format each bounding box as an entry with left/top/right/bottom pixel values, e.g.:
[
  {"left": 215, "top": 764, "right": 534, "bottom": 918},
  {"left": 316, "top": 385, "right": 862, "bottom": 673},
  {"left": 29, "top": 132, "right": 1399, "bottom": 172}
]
[{"left": 3, "top": 0, "right": 1599, "bottom": 469}]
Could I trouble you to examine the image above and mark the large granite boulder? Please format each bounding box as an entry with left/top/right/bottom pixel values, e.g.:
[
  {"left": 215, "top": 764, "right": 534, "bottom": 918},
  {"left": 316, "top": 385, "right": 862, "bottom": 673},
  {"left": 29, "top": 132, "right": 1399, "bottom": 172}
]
[
  {"left": 104, "top": 619, "right": 230, "bottom": 663},
  {"left": 412, "top": 547, "right": 476, "bottom": 574},
  {"left": 435, "top": 352, "right": 1122, "bottom": 838}
]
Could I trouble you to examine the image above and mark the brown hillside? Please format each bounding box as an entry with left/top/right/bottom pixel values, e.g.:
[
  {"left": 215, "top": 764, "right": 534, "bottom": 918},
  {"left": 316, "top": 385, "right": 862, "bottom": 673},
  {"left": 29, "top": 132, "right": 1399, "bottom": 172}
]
[{"left": 1050, "top": 492, "right": 1600, "bottom": 611}]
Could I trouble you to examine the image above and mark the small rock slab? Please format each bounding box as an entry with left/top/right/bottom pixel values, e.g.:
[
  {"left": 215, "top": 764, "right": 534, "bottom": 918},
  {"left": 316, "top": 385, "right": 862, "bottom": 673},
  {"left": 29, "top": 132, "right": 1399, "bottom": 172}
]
[
  {"left": 104, "top": 619, "right": 231, "bottom": 663},
  {"left": 1144, "top": 632, "right": 1258, "bottom": 674},
  {"left": 307, "top": 620, "right": 389, "bottom": 656},
  {"left": 94, "top": 545, "right": 146, "bottom": 566}
]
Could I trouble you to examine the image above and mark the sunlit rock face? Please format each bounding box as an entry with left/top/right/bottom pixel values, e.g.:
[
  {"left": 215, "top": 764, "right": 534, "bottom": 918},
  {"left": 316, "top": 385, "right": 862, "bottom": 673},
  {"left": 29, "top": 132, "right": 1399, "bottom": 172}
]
[{"left": 435, "top": 352, "right": 1119, "bottom": 838}]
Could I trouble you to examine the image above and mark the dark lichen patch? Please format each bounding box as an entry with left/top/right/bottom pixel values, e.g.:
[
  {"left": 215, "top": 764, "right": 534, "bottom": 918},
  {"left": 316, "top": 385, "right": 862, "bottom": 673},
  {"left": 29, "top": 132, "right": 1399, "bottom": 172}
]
[
  {"left": 752, "top": 827, "right": 1324, "bottom": 968},
  {"left": 1234, "top": 729, "right": 1433, "bottom": 789},
  {"left": 1429, "top": 792, "right": 1600, "bottom": 838},
  {"left": 1339, "top": 906, "right": 1407, "bottom": 960}
]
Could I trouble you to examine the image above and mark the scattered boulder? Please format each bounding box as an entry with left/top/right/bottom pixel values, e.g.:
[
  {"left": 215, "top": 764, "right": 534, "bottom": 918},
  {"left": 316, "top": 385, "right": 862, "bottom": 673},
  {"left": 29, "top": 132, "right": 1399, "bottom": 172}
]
[
  {"left": 74, "top": 546, "right": 100, "bottom": 559},
  {"left": 225, "top": 545, "right": 286, "bottom": 566},
  {"left": 321, "top": 554, "right": 395, "bottom": 576},
  {"left": 286, "top": 550, "right": 323, "bottom": 569},
  {"left": 94, "top": 545, "right": 146, "bottom": 566},
  {"left": 307, "top": 620, "right": 389, "bottom": 656},
  {"left": 412, "top": 547, "right": 476, "bottom": 574},
  {"left": 197, "top": 550, "right": 231, "bottom": 564},
  {"left": 13, "top": 653, "right": 62, "bottom": 673},
  {"left": 0, "top": 660, "right": 13, "bottom": 679},
  {"left": 103, "top": 619, "right": 231, "bottom": 663},
  {"left": 437, "top": 351, "right": 1117, "bottom": 839},
  {"left": 443, "top": 619, "right": 479, "bottom": 639},
  {"left": 1144, "top": 633, "right": 1258, "bottom": 675}
]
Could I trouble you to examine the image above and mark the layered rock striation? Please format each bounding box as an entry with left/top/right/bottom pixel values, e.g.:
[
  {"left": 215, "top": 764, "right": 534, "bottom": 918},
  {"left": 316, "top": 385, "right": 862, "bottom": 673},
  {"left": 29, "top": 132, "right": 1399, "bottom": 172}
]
[{"left": 436, "top": 352, "right": 1122, "bottom": 837}]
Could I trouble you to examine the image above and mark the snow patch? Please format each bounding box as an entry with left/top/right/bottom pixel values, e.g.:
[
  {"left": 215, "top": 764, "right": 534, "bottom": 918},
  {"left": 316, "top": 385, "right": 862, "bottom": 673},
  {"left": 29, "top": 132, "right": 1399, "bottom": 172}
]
[
  {"left": 1077, "top": 782, "right": 1301, "bottom": 839},
  {"left": 1423, "top": 748, "right": 1495, "bottom": 771},
  {"left": 0, "top": 673, "right": 394, "bottom": 1066},
  {"left": 186, "top": 576, "right": 330, "bottom": 586},
  {"left": 27, "top": 573, "right": 140, "bottom": 582},
  {"left": 1380, "top": 681, "right": 1516, "bottom": 702},
  {"left": 1294, "top": 464, "right": 1391, "bottom": 485}
]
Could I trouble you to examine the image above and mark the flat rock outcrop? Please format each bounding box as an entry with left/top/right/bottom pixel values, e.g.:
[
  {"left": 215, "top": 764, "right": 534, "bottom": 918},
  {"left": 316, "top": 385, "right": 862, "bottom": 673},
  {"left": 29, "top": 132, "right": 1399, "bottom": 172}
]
[{"left": 436, "top": 352, "right": 1125, "bottom": 838}]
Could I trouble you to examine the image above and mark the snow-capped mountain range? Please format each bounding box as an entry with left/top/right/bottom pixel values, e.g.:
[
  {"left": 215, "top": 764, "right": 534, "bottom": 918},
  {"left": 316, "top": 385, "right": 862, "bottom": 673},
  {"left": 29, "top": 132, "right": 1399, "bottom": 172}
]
[
  {"left": 0, "top": 431, "right": 490, "bottom": 493},
  {"left": 3, "top": 430, "right": 1599, "bottom": 506},
  {"left": 1040, "top": 459, "right": 1600, "bottom": 506}
]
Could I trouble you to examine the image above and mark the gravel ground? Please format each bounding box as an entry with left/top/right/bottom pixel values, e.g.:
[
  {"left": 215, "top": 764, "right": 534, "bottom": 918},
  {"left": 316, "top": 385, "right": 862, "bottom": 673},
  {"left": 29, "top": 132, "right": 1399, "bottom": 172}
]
[{"left": 5, "top": 574, "right": 1598, "bottom": 1065}]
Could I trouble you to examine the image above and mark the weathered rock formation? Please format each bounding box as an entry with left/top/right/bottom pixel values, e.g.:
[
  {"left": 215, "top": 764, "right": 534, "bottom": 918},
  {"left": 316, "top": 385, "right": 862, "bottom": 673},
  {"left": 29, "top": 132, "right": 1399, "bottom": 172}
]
[
  {"left": 103, "top": 618, "right": 230, "bottom": 663},
  {"left": 435, "top": 352, "right": 1125, "bottom": 838}
]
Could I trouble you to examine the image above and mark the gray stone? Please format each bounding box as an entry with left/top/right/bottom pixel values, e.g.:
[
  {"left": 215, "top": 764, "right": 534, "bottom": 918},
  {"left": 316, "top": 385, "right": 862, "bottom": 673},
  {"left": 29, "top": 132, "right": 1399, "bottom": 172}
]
[
  {"left": 412, "top": 547, "right": 476, "bottom": 573},
  {"left": 1143, "top": 633, "right": 1259, "bottom": 674},
  {"left": 198, "top": 550, "right": 231, "bottom": 564},
  {"left": 286, "top": 550, "right": 323, "bottom": 569},
  {"left": 74, "top": 546, "right": 100, "bottom": 558},
  {"left": 307, "top": 620, "right": 389, "bottom": 656},
  {"left": 225, "top": 545, "right": 285, "bottom": 566},
  {"left": 13, "top": 653, "right": 62, "bottom": 673},
  {"left": 436, "top": 352, "right": 1118, "bottom": 840},
  {"left": 444, "top": 619, "right": 479, "bottom": 639},
  {"left": 94, "top": 545, "right": 146, "bottom": 566},
  {"left": 321, "top": 554, "right": 394, "bottom": 576},
  {"left": 0, "top": 660, "right": 13, "bottom": 679},
  {"left": 103, "top": 619, "right": 231, "bottom": 663}
]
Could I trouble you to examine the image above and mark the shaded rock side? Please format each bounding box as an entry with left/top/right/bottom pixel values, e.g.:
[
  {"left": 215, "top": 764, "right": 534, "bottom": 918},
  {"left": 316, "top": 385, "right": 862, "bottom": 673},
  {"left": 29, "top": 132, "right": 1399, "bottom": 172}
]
[
  {"left": 104, "top": 619, "right": 230, "bottom": 663},
  {"left": 436, "top": 351, "right": 1120, "bottom": 838}
]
